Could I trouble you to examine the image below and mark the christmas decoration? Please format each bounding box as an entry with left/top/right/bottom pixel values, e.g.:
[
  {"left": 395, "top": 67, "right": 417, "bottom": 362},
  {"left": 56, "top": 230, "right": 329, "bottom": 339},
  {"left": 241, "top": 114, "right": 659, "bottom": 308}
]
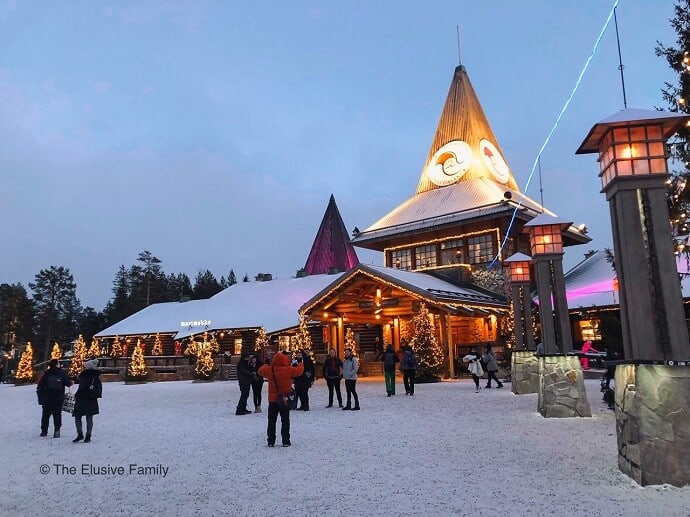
[
  {"left": 138, "top": 338, "right": 146, "bottom": 356},
  {"left": 127, "top": 339, "right": 148, "bottom": 380},
  {"left": 111, "top": 336, "right": 123, "bottom": 359},
  {"left": 345, "top": 328, "right": 358, "bottom": 356},
  {"left": 295, "top": 314, "right": 313, "bottom": 353},
  {"left": 87, "top": 338, "right": 100, "bottom": 359},
  {"left": 152, "top": 333, "right": 163, "bottom": 356},
  {"left": 255, "top": 326, "right": 269, "bottom": 352},
  {"left": 408, "top": 303, "right": 445, "bottom": 380},
  {"left": 174, "top": 341, "right": 182, "bottom": 356},
  {"left": 15, "top": 342, "right": 34, "bottom": 384},
  {"left": 185, "top": 333, "right": 216, "bottom": 380},
  {"left": 68, "top": 335, "right": 87, "bottom": 378},
  {"left": 50, "top": 342, "right": 63, "bottom": 360}
]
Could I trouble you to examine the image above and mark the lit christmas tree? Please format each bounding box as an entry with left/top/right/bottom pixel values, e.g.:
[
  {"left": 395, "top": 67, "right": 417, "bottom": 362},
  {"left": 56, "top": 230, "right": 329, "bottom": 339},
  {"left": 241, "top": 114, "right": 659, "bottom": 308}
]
[
  {"left": 345, "top": 328, "right": 358, "bottom": 356},
  {"left": 15, "top": 342, "right": 35, "bottom": 384},
  {"left": 87, "top": 338, "right": 100, "bottom": 359},
  {"left": 51, "top": 342, "right": 63, "bottom": 360},
  {"left": 68, "top": 335, "right": 87, "bottom": 378},
  {"left": 295, "top": 314, "right": 313, "bottom": 353},
  {"left": 408, "top": 303, "right": 445, "bottom": 380},
  {"left": 152, "top": 333, "right": 163, "bottom": 356},
  {"left": 127, "top": 339, "right": 148, "bottom": 380},
  {"left": 111, "top": 336, "right": 123, "bottom": 359},
  {"left": 255, "top": 326, "right": 269, "bottom": 352},
  {"left": 194, "top": 341, "right": 214, "bottom": 380}
]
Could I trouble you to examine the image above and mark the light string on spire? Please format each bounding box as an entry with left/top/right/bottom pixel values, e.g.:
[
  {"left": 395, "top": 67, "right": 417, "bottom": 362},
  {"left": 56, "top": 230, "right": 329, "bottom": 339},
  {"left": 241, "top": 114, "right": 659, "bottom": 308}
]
[{"left": 488, "top": 0, "right": 620, "bottom": 268}]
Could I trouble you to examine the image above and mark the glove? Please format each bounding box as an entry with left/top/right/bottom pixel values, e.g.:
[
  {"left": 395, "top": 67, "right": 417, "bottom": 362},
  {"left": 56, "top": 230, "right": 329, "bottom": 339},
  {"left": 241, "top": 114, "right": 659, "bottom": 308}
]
[{"left": 291, "top": 359, "right": 298, "bottom": 366}]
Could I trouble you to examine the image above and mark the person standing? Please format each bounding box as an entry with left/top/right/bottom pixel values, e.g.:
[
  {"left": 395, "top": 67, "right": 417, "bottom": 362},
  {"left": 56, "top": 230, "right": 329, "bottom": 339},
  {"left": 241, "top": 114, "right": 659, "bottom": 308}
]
[
  {"left": 374, "top": 337, "right": 384, "bottom": 361},
  {"left": 580, "top": 340, "right": 599, "bottom": 370},
  {"left": 463, "top": 348, "right": 484, "bottom": 393},
  {"left": 235, "top": 353, "right": 252, "bottom": 415},
  {"left": 482, "top": 345, "right": 503, "bottom": 388},
  {"left": 342, "top": 348, "right": 360, "bottom": 410},
  {"left": 294, "top": 350, "right": 315, "bottom": 411},
  {"left": 249, "top": 354, "right": 265, "bottom": 413},
  {"left": 322, "top": 348, "right": 343, "bottom": 408},
  {"left": 257, "top": 352, "right": 304, "bottom": 447},
  {"left": 72, "top": 359, "right": 102, "bottom": 443},
  {"left": 381, "top": 344, "right": 399, "bottom": 396},
  {"left": 401, "top": 346, "right": 419, "bottom": 395},
  {"left": 36, "top": 359, "right": 72, "bottom": 437}
]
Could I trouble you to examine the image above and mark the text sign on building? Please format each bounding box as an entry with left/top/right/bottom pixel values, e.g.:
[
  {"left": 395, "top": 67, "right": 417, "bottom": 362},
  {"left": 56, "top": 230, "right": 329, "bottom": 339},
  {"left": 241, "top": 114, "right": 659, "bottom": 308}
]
[{"left": 180, "top": 320, "right": 213, "bottom": 327}]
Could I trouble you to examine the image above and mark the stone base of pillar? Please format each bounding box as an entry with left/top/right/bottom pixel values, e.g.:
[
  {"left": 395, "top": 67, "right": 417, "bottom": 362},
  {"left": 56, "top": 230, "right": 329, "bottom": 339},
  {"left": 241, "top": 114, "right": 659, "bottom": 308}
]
[
  {"left": 538, "top": 355, "right": 591, "bottom": 418},
  {"left": 615, "top": 364, "right": 690, "bottom": 487},
  {"left": 511, "top": 350, "right": 540, "bottom": 394}
]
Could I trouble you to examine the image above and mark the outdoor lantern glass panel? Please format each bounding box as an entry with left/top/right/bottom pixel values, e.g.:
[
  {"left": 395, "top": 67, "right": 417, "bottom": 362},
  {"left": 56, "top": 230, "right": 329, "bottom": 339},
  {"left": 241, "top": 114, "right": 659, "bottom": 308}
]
[
  {"left": 598, "top": 123, "right": 669, "bottom": 190},
  {"left": 528, "top": 224, "right": 563, "bottom": 255},
  {"left": 507, "top": 259, "right": 531, "bottom": 282}
]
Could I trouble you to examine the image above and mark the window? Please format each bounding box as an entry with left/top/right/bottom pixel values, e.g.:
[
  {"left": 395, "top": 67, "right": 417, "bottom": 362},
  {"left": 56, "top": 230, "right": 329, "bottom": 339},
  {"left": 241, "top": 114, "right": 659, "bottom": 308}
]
[
  {"left": 440, "top": 239, "right": 464, "bottom": 265},
  {"left": 233, "top": 338, "right": 243, "bottom": 355},
  {"left": 468, "top": 234, "right": 494, "bottom": 264},
  {"left": 391, "top": 249, "right": 412, "bottom": 270},
  {"left": 579, "top": 320, "right": 602, "bottom": 341},
  {"left": 415, "top": 245, "right": 437, "bottom": 268}
]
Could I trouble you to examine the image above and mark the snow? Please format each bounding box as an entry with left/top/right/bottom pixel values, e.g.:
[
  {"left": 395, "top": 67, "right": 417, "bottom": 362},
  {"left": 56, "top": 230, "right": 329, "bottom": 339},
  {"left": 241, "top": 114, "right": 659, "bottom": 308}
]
[{"left": 2, "top": 378, "right": 689, "bottom": 516}]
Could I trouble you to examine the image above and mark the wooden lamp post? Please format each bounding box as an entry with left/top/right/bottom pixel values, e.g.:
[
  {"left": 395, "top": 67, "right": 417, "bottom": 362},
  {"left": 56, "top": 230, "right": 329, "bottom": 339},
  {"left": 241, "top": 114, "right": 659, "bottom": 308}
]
[{"left": 504, "top": 253, "right": 534, "bottom": 351}]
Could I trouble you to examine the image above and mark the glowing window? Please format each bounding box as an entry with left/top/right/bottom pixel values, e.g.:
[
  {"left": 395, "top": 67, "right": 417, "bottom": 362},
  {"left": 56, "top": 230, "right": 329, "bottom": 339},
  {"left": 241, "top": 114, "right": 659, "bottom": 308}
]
[
  {"left": 233, "top": 338, "right": 243, "bottom": 355},
  {"left": 415, "top": 245, "right": 437, "bottom": 268},
  {"left": 468, "top": 234, "right": 494, "bottom": 263},
  {"left": 391, "top": 249, "right": 412, "bottom": 270}
]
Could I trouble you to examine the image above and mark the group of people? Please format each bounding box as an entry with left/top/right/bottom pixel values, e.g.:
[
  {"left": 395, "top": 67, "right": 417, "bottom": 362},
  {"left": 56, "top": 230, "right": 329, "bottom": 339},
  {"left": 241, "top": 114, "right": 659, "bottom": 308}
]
[
  {"left": 36, "top": 358, "right": 102, "bottom": 442},
  {"left": 462, "top": 345, "right": 503, "bottom": 393}
]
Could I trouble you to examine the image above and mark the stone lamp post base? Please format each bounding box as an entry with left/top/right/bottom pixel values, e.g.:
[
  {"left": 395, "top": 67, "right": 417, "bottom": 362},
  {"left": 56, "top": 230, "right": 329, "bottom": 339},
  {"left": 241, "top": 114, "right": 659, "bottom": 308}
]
[
  {"left": 615, "top": 364, "right": 690, "bottom": 487},
  {"left": 538, "top": 355, "right": 592, "bottom": 418},
  {"left": 511, "top": 350, "right": 540, "bottom": 395}
]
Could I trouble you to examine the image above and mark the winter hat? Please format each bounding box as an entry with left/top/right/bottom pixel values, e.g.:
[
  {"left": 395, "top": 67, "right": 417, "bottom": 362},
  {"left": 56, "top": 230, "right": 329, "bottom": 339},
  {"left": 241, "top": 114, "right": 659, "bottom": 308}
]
[{"left": 85, "top": 359, "right": 99, "bottom": 370}]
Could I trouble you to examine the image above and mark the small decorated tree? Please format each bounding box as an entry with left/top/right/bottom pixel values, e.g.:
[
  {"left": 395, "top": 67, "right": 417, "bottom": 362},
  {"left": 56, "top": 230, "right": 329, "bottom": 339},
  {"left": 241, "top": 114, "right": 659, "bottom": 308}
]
[
  {"left": 87, "top": 338, "right": 100, "bottom": 359},
  {"left": 152, "top": 333, "right": 163, "bottom": 356},
  {"left": 50, "top": 342, "right": 63, "bottom": 360},
  {"left": 68, "top": 335, "right": 87, "bottom": 378},
  {"left": 194, "top": 342, "right": 214, "bottom": 380},
  {"left": 345, "top": 328, "right": 358, "bottom": 356},
  {"left": 255, "top": 326, "right": 269, "bottom": 352},
  {"left": 408, "top": 303, "right": 445, "bottom": 381},
  {"left": 127, "top": 340, "right": 149, "bottom": 381},
  {"left": 295, "top": 314, "right": 313, "bottom": 353},
  {"left": 15, "top": 342, "right": 35, "bottom": 384},
  {"left": 110, "top": 336, "right": 123, "bottom": 359}
]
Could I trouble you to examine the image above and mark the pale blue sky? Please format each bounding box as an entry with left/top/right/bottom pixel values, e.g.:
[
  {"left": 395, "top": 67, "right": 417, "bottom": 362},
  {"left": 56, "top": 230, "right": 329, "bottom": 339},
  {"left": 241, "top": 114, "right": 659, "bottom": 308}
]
[{"left": 0, "top": 1, "right": 678, "bottom": 309}]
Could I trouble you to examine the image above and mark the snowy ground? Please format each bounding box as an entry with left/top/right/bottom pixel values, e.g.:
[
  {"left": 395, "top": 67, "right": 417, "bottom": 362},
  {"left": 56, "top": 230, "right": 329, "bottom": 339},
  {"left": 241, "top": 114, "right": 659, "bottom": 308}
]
[{"left": 2, "top": 377, "right": 689, "bottom": 517}]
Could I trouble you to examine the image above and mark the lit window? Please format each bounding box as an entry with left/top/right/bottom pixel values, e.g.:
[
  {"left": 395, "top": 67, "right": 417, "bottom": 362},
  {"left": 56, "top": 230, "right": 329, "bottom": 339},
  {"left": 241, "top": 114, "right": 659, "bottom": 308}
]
[
  {"left": 468, "top": 234, "right": 494, "bottom": 264},
  {"left": 391, "top": 249, "right": 412, "bottom": 270},
  {"left": 440, "top": 239, "right": 464, "bottom": 264},
  {"left": 414, "top": 245, "right": 437, "bottom": 268},
  {"left": 233, "top": 338, "right": 243, "bottom": 355}
]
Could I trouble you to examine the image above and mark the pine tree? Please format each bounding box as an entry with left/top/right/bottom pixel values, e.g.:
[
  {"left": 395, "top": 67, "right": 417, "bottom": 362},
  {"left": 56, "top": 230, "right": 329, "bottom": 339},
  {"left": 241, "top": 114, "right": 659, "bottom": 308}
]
[
  {"left": 295, "top": 314, "right": 313, "bottom": 353},
  {"left": 656, "top": 1, "right": 690, "bottom": 252},
  {"left": 255, "top": 326, "right": 269, "bottom": 352},
  {"left": 111, "top": 336, "right": 123, "bottom": 359},
  {"left": 345, "top": 328, "right": 358, "bottom": 356},
  {"left": 408, "top": 303, "right": 445, "bottom": 379},
  {"left": 51, "top": 342, "right": 63, "bottom": 360},
  {"left": 15, "top": 342, "right": 35, "bottom": 383},
  {"left": 86, "top": 338, "right": 100, "bottom": 359},
  {"left": 127, "top": 340, "right": 148, "bottom": 380},
  {"left": 152, "top": 332, "right": 163, "bottom": 355},
  {"left": 68, "top": 335, "right": 87, "bottom": 378}
]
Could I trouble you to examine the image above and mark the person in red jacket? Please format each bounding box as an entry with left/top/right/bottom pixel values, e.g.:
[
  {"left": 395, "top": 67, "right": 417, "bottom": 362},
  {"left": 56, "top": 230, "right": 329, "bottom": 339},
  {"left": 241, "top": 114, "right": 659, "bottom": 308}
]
[
  {"left": 580, "top": 340, "right": 599, "bottom": 370},
  {"left": 258, "top": 351, "right": 304, "bottom": 447}
]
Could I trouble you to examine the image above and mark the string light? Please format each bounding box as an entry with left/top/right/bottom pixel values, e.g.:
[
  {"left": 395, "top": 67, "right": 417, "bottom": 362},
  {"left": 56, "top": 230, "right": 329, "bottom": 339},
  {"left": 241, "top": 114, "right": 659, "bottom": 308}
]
[
  {"left": 15, "top": 342, "right": 35, "bottom": 383},
  {"left": 68, "top": 335, "right": 87, "bottom": 378},
  {"left": 127, "top": 339, "right": 149, "bottom": 379},
  {"left": 50, "top": 342, "right": 63, "bottom": 360}
]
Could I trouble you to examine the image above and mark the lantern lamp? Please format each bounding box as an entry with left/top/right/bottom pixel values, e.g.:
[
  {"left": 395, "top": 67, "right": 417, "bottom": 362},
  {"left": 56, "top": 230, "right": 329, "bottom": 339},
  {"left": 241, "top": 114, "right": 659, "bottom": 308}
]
[
  {"left": 523, "top": 213, "right": 572, "bottom": 256},
  {"left": 504, "top": 252, "right": 532, "bottom": 283}
]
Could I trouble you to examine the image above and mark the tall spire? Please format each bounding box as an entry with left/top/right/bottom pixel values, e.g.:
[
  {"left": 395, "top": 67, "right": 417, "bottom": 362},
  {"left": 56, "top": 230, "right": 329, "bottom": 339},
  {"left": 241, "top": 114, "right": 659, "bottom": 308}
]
[
  {"left": 415, "top": 65, "right": 519, "bottom": 194},
  {"left": 304, "top": 195, "right": 359, "bottom": 275}
]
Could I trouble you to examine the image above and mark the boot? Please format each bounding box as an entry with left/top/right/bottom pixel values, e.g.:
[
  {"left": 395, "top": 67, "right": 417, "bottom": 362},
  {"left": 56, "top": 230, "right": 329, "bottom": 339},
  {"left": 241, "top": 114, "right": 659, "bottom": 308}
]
[
  {"left": 236, "top": 408, "right": 250, "bottom": 415},
  {"left": 254, "top": 405, "right": 262, "bottom": 413},
  {"left": 40, "top": 430, "right": 48, "bottom": 437},
  {"left": 53, "top": 429, "right": 60, "bottom": 438},
  {"left": 342, "top": 405, "right": 351, "bottom": 410},
  {"left": 352, "top": 405, "right": 360, "bottom": 411},
  {"left": 83, "top": 435, "right": 91, "bottom": 443},
  {"left": 73, "top": 434, "right": 84, "bottom": 443}
]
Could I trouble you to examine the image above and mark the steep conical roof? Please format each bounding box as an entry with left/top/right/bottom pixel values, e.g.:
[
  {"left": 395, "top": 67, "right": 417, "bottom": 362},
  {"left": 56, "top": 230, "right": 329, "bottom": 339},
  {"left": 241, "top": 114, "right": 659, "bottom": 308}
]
[
  {"left": 415, "top": 65, "right": 519, "bottom": 194},
  {"left": 304, "top": 195, "right": 359, "bottom": 275}
]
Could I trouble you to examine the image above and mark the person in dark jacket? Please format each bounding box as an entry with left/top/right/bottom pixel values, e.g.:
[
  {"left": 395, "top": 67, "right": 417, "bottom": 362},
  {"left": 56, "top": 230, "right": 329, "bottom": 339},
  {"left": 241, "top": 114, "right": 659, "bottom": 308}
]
[
  {"left": 36, "top": 359, "right": 72, "bottom": 437},
  {"left": 322, "top": 348, "right": 343, "bottom": 408},
  {"left": 236, "top": 353, "right": 252, "bottom": 415},
  {"left": 401, "top": 346, "right": 419, "bottom": 396},
  {"left": 72, "top": 359, "right": 102, "bottom": 443},
  {"left": 482, "top": 345, "right": 503, "bottom": 388},
  {"left": 294, "top": 349, "right": 315, "bottom": 411},
  {"left": 381, "top": 344, "right": 400, "bottom": 396},
  {"left": 248, "top": 354, "right": 265, "bottom": 413}
]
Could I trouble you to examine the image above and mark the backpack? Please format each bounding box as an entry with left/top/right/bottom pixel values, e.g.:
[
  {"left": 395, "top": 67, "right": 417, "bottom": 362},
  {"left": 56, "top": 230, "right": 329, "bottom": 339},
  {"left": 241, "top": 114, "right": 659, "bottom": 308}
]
[
  {"left": 384, "top": 352, "right": 396, "bottom": 367},
  {"left": 47, "top": 372, "right": 63, "bottom": 390}
]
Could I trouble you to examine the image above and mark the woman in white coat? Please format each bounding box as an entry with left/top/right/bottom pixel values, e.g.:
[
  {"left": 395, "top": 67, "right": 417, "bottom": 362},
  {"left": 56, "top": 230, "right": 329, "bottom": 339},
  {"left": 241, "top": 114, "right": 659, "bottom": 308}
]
[{"left": 463, "top": 348, "right": 484, "bottom": 393}]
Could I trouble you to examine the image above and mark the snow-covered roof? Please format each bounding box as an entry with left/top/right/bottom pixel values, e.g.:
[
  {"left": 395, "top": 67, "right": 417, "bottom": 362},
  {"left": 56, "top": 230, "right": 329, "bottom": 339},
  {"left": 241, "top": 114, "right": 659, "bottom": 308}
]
[{"left": 95, "top": 273, "right": 345, "bottom": 339}]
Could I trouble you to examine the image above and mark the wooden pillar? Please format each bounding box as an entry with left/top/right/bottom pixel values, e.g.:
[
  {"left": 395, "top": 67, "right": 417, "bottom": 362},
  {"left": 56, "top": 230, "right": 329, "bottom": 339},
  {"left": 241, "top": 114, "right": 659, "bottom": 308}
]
[
  {"left": 393, "top": 317, "right": 400, "bottom": 351},
  {"left": 441, "top": 313, "right": 454, "bottom": 376}
]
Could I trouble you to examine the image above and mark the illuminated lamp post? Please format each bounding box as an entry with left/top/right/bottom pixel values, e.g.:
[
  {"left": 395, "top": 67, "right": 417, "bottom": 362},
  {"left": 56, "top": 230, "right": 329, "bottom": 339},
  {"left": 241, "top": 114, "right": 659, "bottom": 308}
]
[
  {"left": 577, "top": 108, "right": 690, "bottom": 486},
  {"left": 505, "top": 253, "right": 539, "bottom": 395},
  {"left": 524, "top": 214, "right": 591, "bottom": 417}
]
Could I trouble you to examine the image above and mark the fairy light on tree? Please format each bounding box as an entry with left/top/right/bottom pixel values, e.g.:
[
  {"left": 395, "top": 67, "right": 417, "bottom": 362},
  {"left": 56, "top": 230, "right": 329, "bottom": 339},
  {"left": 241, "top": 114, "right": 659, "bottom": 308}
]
[
  {"left": 152, "top": 333, "right": 163, "bottom": 356},
  {"left": 68, "top": 335, "right": 87, "bottom": 378},
  {"left": 295, "top": 314, "right": 313, "bottom": 353},
  {"left": 87, "top": 338, "right": 100, "bottom": 359},
  {"left": 111, "top": 336, "right": 123, "bottom": 359},
  {"left": 15, "top": 342, "right": 35, "bottom": 383},
  {"left": 127, "top": 339, "right": 148, "bottom": 380},
  {"left": 255, "top": 326, "right": 269, "bottom": 352},
  {"left": 345, "top": 328, "right": 358, "bottom": 356},
  {"left": 50, "top": 342, "right": 63, "bottom": 360},
  {"left": 408, "top": 303, "right": 445, "bottom": 379}
]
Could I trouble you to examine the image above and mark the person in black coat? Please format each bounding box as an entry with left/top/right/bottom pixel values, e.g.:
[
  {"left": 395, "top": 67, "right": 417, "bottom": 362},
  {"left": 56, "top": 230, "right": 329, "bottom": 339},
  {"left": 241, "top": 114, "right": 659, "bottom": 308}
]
[
  {"left": 322, "top": 348, "right": 343, "bottom": 408},
  {"left": 72, "top": 359, "right": 102, "bottom": 443},
  {"left": 36, "top": 359, "right": 72, "bottom": 437},
  {"left": 293, "top": 349, "right": 315, "bottom": 411},
  {"left": 248, "top": 354, "right": 265, "bottom": 413},
  {"left": 235, "top": 353, "right": 252, "bottom": 415}
]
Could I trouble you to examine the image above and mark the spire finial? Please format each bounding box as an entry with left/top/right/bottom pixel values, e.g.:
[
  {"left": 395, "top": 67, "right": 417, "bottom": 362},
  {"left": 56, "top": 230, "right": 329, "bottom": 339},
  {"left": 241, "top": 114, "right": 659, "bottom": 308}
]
[
  {"left": 456, "top": 25, "right": 462, "bottom": 65},
  {"left": 613, "top": 7, "right": 628, "bottom": 109}
]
